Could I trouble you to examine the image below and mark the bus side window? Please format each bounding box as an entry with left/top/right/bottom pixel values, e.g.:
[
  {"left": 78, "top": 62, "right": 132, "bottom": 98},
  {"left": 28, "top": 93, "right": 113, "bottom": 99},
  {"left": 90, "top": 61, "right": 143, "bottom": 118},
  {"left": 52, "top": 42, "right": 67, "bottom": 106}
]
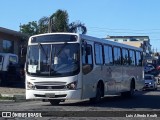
[
  {"left": 129, "top": 50, "right": 136, "bottom": 66},
  {"left": 136, "top": 51, "right": 142, "bottom": 66},
  {"left": 82, "top": 44, "right": 93, "bottom": 74},
  {"left": 113, "top": 47, "right": 121, "bottom": 65},
  {"left": 122, "top": 48, "right": 129, "bottom": 65}
]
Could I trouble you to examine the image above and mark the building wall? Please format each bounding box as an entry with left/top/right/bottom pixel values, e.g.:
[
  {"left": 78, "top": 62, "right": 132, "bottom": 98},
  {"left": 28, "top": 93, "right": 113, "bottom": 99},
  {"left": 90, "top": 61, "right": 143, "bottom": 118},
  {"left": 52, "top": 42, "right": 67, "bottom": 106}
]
[
  {"left": 106, "top": 36, "right": 152, "bottom": 55},
  {"left": 117, "top": 41, "right": 142, "bottom": 48},
  {"left": 106, "top": 36, "right": 156, "bottom": 65}
]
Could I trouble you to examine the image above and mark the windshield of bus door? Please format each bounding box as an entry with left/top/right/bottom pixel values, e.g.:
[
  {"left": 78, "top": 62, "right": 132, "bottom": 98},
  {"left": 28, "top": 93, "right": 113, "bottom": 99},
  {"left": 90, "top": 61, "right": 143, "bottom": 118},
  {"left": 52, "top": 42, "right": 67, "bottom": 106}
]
[{"left": 26, "top": 43, "right": 80, "bottom": 77}]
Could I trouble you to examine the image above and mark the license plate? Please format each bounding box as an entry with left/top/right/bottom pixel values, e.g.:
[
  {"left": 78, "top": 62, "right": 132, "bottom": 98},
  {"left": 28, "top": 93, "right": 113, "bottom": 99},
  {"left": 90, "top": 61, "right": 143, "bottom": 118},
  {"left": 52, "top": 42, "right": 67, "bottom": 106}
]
[{"left": 45, "top": 93, "right": 55, "bottom": 98}]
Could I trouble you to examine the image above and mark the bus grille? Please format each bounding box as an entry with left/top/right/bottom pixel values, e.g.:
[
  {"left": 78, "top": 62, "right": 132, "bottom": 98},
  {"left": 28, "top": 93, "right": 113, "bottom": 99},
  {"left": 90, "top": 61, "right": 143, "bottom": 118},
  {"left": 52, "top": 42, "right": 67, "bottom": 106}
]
[
  {"left": 35, "top": 85, "right": 66, "bottom": 90},
  {"left": 34, "top": 94, "right": 67, "bottom": 98},
  {"left": 34, "top": 82, "right": 67, "bottom": 90}
]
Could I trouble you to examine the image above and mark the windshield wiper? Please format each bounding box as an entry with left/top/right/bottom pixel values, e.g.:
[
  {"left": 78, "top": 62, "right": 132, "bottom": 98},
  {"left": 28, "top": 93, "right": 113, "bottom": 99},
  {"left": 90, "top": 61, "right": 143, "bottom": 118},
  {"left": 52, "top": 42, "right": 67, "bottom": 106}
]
[
  {"left": 38, "top": 43, "right": 48, "bottom": 60},
  {"left": 50, "top": 43, "right": 68, "bottom": 76}
]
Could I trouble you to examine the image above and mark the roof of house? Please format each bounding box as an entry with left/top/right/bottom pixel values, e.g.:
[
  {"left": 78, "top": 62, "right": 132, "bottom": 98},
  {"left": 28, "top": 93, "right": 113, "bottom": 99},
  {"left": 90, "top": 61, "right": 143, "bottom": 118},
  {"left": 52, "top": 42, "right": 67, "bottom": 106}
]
[
  {"left": 106, "top": 36, "right": 150, "bottom": 39},
  {"left": 0, "top": 27, "right": 28, "bottom": 37}
]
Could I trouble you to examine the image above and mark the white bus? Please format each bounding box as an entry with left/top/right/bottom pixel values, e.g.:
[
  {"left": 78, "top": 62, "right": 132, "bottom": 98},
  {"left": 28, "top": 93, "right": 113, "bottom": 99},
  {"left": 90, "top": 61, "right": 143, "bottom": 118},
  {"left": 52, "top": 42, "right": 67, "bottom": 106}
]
[{"left": 25, "top": 33, "right": 144, "bottom": 105}]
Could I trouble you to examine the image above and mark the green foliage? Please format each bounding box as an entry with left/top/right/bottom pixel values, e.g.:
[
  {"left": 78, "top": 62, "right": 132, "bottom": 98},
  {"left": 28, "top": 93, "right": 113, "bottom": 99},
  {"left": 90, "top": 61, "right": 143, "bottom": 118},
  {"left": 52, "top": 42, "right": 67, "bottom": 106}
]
[
  {"left": 38, "top": 16, "right": 49, "bottom": 34},
  {"left": 69, "top": 21, "right": 87, "bottom": 34},
  {"left": 20, "top": 21, "right": 39, "bottom": 36},
  {"left": 20, "top": 9, "right": 87, "bottom": 36},
  {"left": 0, "top": 95, "right": 13, "bottom": 100},
  {"left": 49, "top": 9, "right": 69, "bottom": 32}
]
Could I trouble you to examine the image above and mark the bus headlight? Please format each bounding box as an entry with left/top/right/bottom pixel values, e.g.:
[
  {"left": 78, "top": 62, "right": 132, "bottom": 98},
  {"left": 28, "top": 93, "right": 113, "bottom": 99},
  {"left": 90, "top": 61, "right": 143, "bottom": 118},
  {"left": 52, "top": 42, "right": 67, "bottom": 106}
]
[
  {"left": 27, "top": 81, "right": 35, "bottom": 90},
  {"left": 66, "top": 81, "right": 77, "bottom": 90}
]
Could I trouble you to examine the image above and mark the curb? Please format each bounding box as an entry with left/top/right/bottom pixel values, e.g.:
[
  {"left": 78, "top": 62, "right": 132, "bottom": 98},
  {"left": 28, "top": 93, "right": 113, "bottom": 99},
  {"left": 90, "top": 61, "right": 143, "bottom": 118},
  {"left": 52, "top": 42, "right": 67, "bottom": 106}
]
[
  {"left": 0, "top": 94, "right": 41, "bottom": 102},
  {"left": 0, "top": 94, "right": 26, "bottom": 102},
  {"left": 14, "top": 94, "right": 26, "bottom": 102}
]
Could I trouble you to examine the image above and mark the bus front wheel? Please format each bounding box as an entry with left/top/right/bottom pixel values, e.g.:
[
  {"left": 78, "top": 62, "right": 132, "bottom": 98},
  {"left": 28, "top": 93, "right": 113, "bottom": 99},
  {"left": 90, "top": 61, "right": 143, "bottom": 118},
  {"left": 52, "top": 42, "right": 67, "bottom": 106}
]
[{"left": 90, "top": 82, "right": 103, "bottom": 103}]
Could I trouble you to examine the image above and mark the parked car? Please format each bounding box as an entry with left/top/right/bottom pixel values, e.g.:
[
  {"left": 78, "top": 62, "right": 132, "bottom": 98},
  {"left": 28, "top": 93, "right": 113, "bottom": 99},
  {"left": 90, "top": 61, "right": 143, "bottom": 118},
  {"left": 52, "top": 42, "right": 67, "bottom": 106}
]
[
  {"left": 144, "top": 65, "right": 155, "bottom": 73},
  {"left": 0, "top": 53, "right": 25, "bottom": 87},
  {"left": 143, "top": 74, "right": 157, "bottom": 90}
]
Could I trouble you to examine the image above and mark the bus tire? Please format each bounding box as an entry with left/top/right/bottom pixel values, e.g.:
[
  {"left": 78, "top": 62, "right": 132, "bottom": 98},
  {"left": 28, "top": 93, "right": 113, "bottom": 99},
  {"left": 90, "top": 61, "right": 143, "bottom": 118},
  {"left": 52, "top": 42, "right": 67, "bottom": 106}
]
[
  {"left": 121, "top": 80, "right": 135, "bottom": 98},
  {"left": 90, "top": 82, "right": 103, "bottom": 103},
  {"left": 128, "top": 80, "right": 135, "bottom": 97},
  {"left": 49, "top": 99, "right": 61, "bottom": 105}
]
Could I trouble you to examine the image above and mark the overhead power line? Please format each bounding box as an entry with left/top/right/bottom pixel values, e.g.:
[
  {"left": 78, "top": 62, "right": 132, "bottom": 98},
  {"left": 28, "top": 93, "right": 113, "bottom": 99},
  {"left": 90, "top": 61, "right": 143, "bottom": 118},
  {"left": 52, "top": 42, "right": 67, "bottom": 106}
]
[
  {"left": 88, "top": 26, "right": 160, "bottom": 34},
  {"left": 88, "top": 26, "right": 160, "bottom": 32}
]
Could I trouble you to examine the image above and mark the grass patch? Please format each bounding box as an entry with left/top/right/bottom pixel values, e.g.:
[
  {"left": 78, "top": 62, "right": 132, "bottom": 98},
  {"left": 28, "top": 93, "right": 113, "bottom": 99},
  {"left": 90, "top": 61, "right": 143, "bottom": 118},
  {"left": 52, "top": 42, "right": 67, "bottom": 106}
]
[{"left": 0, "top": 95, "right": 13, "bottom": 100}]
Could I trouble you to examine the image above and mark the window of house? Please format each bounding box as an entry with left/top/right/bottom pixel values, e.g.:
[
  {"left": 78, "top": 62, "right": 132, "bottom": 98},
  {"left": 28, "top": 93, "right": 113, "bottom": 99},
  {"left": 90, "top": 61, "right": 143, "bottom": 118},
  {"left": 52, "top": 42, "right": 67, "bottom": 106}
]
[{"left": 3, "top": 40, "right": 14, "bottom": 53}]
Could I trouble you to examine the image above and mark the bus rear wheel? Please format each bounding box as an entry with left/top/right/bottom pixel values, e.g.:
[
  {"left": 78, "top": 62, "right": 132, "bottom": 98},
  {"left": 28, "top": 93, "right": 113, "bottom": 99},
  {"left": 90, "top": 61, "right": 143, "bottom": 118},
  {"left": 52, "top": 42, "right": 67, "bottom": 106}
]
[
  {"left": 49, "top": 99, "right": 61, "bottom": 105},
  {"left": 121, "top": 81, "right": 135, "bottom": 98}
]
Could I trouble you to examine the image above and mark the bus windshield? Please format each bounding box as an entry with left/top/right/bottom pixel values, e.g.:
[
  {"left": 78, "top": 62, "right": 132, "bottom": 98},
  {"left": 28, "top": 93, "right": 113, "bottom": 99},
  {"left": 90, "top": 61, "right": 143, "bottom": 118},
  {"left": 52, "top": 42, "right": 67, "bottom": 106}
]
[{"left": 26, "top": 43, "right": 80, "bottom": 77}]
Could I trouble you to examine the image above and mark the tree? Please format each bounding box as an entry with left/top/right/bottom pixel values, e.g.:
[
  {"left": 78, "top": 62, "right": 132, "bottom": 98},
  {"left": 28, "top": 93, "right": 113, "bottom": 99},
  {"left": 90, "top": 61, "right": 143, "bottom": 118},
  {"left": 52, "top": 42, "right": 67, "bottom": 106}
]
[
  {"left": 20, "top": 21, "right": 39, "bottom": 36},
  {"left": 49, "top": 9, "right": 69, "bottom": 32},
  {"left": 69, "top": 21, "right": 87, "bottom": 34},
  {"left": 38, "top": 16, "right": 49, "bottom": 34},
  {"left": 49, "top": 10, "right": 87, "bottom": 34},
  {"left": 20, "top": 9, "right": 87, "bottom": 35}
]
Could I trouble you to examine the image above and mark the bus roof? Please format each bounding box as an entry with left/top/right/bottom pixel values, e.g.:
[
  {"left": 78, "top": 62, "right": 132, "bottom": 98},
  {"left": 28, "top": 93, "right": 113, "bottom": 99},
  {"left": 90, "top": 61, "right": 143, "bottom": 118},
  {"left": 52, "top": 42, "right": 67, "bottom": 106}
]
[
  {"left": 28, "top": 33, "right": 143, "bottom": 51},
  {"left": 30, "top": 32, "right": 77, "bottom": 38},
  {"left": 80, "top": 34, "right": 143, "bottom": 51}
]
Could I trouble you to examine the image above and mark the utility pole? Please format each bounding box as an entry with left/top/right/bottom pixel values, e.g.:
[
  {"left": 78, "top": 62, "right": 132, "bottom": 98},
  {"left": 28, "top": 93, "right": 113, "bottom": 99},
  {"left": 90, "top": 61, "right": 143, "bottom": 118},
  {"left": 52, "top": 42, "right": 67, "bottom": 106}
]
[
  {"left": 48, "top": 18, "right": 51, "bottom": 33},
  {"left": 48, "top": 17, "right": 52, "bottom": 33},
  {"left": 152, "top": 48, "right": 155, "bottom": 54},
  {"left": 20, "top": 23, "right": 22, "bottom": 32}
]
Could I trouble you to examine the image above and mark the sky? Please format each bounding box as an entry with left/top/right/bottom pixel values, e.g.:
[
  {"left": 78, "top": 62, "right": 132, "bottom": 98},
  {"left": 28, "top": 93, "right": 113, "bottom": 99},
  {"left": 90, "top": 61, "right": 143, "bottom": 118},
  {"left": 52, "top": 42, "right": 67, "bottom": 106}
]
[{"left": 1, "top": 0, "right": 160, "bottom": 52}]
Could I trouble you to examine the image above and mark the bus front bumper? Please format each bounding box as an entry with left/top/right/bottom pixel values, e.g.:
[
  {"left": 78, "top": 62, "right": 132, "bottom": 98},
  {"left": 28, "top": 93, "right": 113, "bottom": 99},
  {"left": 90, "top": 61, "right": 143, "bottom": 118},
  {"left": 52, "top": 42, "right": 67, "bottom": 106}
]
[{"left": 26, "top": 89, "right": 82, "bottom": 100}]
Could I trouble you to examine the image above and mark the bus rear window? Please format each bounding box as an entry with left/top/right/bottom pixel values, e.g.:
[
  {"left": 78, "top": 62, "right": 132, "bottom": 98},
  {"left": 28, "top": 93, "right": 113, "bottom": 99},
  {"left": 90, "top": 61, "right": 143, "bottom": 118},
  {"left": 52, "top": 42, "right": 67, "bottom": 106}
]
[
  {"left": 31, "top": 34, "right": 78, "bottom": 43},
  {"left": 9, "top": 56, "right": 17, "bottom": 64}
]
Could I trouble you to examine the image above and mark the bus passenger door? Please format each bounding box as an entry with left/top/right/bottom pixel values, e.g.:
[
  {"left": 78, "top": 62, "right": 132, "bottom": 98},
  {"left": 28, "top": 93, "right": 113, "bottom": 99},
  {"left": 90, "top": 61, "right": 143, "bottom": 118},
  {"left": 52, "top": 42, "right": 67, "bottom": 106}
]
[{"left": 81, "top": 43, "right": 95, "bottom": 99}]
